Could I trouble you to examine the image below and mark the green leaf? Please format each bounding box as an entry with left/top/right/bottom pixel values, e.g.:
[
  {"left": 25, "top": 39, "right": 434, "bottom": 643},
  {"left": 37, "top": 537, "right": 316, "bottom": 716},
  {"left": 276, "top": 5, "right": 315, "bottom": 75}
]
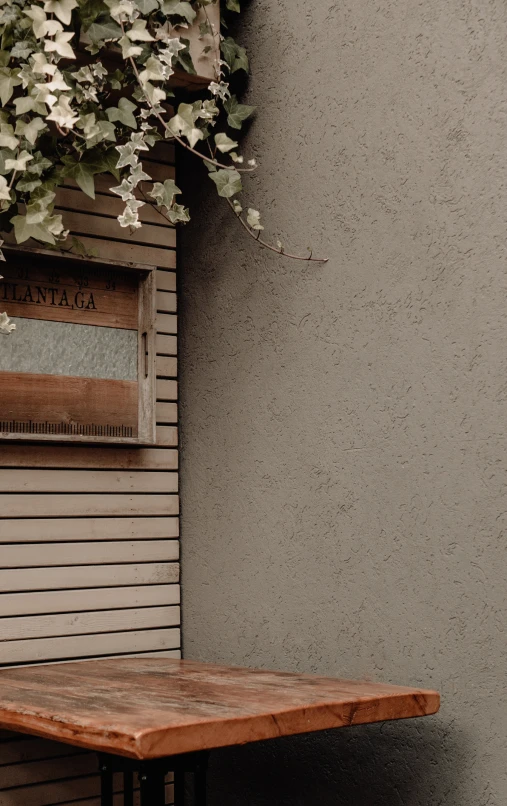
[
  {"left": 161, "top": 0, "right": 196, "bottom": 24},
  {"left": 11, "top": 214, "right": 56, "bottom": 245},
  {"left": 62, "top": 158, "right": 96, "bottom": 198},
  {"left": 226, "top": 0, "right": 240, "bottom": 10},
  {"left": 77, "top": 0, "right": 109, "bottom": 28},
  {"left": 86, "top": 14, "right": 122, "bottom": 43},
  {"left": 175, "top": 38, "right": 196, "bottom": 75},
  {"left": 106, "top": 97, "right": 138, "bottom": 129},
  {"left": 221, "top": 37, "right": 248, "bottom": 73},
  {"left": 223, "top": 95, "right": 256, "bottom": 130},
  {"left": 208, "top": 168, "right": 242, "bottom": 198}
]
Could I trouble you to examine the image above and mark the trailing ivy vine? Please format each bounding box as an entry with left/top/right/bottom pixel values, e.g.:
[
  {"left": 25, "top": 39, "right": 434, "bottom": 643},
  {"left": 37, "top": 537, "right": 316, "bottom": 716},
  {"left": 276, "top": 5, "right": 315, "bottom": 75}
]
[{"left": 0, "top": 0, "right": 326, "bottom": 330}]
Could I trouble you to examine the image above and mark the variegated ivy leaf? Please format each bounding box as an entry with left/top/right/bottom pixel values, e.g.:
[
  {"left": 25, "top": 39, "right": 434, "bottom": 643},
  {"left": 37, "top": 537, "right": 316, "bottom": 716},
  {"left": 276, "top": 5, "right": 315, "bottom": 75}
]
[
  {"left": 167, "top": 203, "right": 190, "bottom": 224},
  {"left": 118, "top": 35, "right": 143, "bottom": 59},
  {"left": 161, "top": 0, "right": 196, "bottom": 24},
  {"left": 130, "top": 132, "right": 150, "bottom": 152},
  {"left": 139, "top": 56, "right": 170, "bottom": 84},
  {"left": 230, "top": 152, "right": 244, "bottom": 163},
  {"left": 15, "top": 117, "right": 47, "bottom": 145},
  {"left": 148, "top": 178, "right": 181, "bottom": 210},
  {"left": 129, "top": 162, "right": 151, "bottom": 186},
  {"left": 0, "top": 124, "right": 19, "bottom": 151},
  {"left": 0, "top": 175, "right": 11, "bottom": 201},
  {"left": 14, "top": 96, "right": 36, "bottom": 116},
  {"left": 44, "top": 0, "right": 78, "bottom": 25},
  {"left": 215, "top": 133, "right": 238, "bottom": 153},
  {"left": 232, "top": 199, "right": 242, "bottom": 214},
  {"left": 0, "top": 312, "right": 15, "bottom": 334},
  {"left": 24, "top": 6, "right": 49, "bottom": 39},
  {"left": 143, "top": 82, "right": 166, "bottom": 107},
  {"left": 0, "top": 68, "right": 23, "bottom": 107},
  {"left": 110, "top": 179, "right": 135, "bottom": 201},
  {"left": 135, "top": 0, "right": 160, "bottom": 12},
  {"left": 44, "top": 30, "right": 76, "bottom": 59},
  {"left": 116, "top": 141, "right": 140, "bottom": 169},
  {"left": 118, "top": 203, "right": 142, "bottom": 229},
  {"left": 247, "top": 208, "right": 264, "bottom": 230},
  {"left": 5, "top": 151, "right": 34, "bottom": 171},
  {"left": 106, "top": 97, "right": 138, "bottom": 129},
  {"left": 105, "top": 0, "right": 138, "bottom": 21},
  {"left": 168, "top": 103, "right": 203, "bottom": 149},
  {"left": 127, "top": 19, "right": 154, "bottom": 41},
  {"left": 209, "top": 81, "right": 230, "bottom": 101},
  {"left": 208, "top": 168, "right": 242, "bottom": 198},
  {"left": 37, "top": 72, "right": 71, "bottom": 92},
  {"left": 46, "top": 95, "right": 78, "bottom": 128},
  {"left": 31, "top": 53, "right": 57, "bottom": 76}
]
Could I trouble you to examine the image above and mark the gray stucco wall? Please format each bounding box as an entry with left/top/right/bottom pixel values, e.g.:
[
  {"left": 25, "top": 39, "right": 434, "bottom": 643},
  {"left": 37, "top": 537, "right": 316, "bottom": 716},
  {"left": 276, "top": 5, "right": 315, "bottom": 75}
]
[{"left": 180, "top": 1, "right": 507, "bottom": 803}]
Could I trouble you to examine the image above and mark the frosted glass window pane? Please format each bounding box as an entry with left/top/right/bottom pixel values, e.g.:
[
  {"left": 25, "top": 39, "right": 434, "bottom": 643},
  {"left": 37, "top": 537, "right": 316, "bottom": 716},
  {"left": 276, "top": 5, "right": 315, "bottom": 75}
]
[{"left": 0, "top": 318, "right": 137, "bottom": 381}]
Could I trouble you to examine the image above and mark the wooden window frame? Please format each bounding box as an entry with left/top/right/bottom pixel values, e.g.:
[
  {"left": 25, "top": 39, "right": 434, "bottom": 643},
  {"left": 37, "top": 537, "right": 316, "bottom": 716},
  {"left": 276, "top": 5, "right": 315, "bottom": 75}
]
[{"left": 0, "top": 246, "right": 157, "bottom": 446}]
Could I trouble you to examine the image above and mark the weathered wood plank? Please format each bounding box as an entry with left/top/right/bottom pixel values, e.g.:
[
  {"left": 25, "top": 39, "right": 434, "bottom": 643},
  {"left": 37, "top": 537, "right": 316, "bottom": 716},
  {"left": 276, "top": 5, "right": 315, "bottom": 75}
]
[
  {"left": 155, "top": 426, "right": 178, "bottom": 446},
  {"left": 155, "top": 403, "right": 178, "bottom": 424},
  {"left": 55, "top": 188, "right": 166, "bottom": 226},
  {"left": 0, "top": 494, "right": 178, "bottom": 518},
  {"left": 156, "top": 271, "right": 176, "bottom": 292},
  {"left": 0, "top": 585, "right": 180, "bottom": 617},
  {"left": 0, "top": 753, "right": 95, "bottom": 789},
  {"left": 156, "top": 313, "right": 177, "bottom": 334},
  {"left": 0, "top": 517, "right": 179, "bottom": 543},
  {"left": 0, "top": 470, "right": 177, "bottom": 494},
  {"left": 0, "top": 629, "right": 180, "bottom": 663},
  {"left": 155, "top": 334, "right": 177, "bottom": 355},
  {"left": 67, "top": 237, "right": 176, "bottom": 270},
  {"left": 156, "top": 356, "right": 177, "bottom": 377},
  {"left": 0, "top": 737, "right": 86, "bottom": 766},
  {"left": 0, "top": 606, "right": 180, "bottom": 641},
  {"left": 156, "top": 291, "right": 177, "bottom": 313},
  {"left": 156, "top": 380, "right": 178, "bottom": 401},
  {"left": 62, "top": 212, "right": 176, "bottom": 249},
  {"left": 0, "top": 374, "right": 138, "bottom": 439},
  {"left": 0, "top": 540, "right": 179, "bottom": 568},
  {"left": 0, "top": 446, "right": 177, "bottom": 470},
  {"left": 0, "top": 563, "right": 179, "bottom": 593}
]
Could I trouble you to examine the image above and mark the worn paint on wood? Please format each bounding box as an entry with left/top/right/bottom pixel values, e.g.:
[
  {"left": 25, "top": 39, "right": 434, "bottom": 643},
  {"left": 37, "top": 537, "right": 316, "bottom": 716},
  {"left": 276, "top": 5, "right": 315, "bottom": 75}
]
[{"left": 0, "top": 659, "right": 440, "bottom": 759}]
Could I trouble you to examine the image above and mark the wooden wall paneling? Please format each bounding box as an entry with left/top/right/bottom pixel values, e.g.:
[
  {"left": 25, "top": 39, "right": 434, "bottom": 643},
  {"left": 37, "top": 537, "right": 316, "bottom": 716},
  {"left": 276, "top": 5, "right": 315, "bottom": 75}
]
[
  {"left": 0, "top": 144, "right": 180, "bottom": 804},
  {"left": 0, "top": 517, "right": 180, "bottom": 541},
  {"left": 0, "top": 585, "right": 180, "bottom": 617}
]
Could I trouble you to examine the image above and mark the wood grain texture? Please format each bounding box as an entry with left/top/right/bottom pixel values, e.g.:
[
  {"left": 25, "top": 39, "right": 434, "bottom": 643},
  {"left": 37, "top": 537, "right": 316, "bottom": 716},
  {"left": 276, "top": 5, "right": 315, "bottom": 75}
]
[
  {"left": 0, "top": 446, "right": 178, "bottom": 470},
  {"left": 0, "top": 630, "right": 180, "bottom": 664},
  {"left": 0, "top": 540, "right": 179, "bottom": 568},
  {"left": 0, "top": 659, "right": 440, "bottom": 759},
  {"left": 0, "top": 470, "right": 177, "bottom": 494},
  {"left": 0, "top": 585, "right": 180, "bottom": 617},
  {"left": 0, "top": 373, "right": 138, "bottom": 438},
  {"left": 0, "top": 517, "right": 179, "bottom": 542},
  {"left": 0, "top": 493, "right": 178, "bottom": 518},
  {"left": 0, "top": 563, "right": 179, "bottom": 592}
]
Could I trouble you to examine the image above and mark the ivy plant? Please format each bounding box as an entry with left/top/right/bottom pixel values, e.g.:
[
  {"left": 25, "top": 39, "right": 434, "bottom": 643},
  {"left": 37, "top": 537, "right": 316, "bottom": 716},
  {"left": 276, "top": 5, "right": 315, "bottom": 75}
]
[{"left": 0, "top": 0, "right": 326, "bottom": 330}]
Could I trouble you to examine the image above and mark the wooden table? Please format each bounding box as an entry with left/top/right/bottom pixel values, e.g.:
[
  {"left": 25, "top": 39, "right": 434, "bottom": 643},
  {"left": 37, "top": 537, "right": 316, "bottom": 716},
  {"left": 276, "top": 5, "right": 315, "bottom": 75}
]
[{"left": 0, "top": 658, "right": 440, "bottom": 805}]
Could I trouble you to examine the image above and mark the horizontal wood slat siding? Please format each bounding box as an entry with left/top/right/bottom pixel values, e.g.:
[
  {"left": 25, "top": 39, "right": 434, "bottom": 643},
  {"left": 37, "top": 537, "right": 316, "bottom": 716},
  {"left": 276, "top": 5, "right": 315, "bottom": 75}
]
[{"left": 0, "top": 148, "right": 179, "bottom": 804}]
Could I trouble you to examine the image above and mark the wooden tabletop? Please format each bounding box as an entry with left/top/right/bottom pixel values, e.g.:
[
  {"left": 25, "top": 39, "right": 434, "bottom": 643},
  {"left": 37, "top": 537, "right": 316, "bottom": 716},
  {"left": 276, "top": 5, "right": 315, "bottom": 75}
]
[{"left": 0, "top": 659, "right": 440, "bottom": 759}]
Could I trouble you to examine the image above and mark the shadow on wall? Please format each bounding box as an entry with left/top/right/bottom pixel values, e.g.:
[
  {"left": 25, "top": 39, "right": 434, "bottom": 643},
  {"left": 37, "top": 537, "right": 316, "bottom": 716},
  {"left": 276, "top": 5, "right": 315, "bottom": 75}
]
[{"left": 208, "top": 717, "right": 469, "bottom": 806}]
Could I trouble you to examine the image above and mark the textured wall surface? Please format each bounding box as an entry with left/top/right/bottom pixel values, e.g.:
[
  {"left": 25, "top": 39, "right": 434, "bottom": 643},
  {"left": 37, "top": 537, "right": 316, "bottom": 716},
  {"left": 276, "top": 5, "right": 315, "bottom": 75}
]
[{"left": 180, "top": 1, "right": 507, "bottom": 803}]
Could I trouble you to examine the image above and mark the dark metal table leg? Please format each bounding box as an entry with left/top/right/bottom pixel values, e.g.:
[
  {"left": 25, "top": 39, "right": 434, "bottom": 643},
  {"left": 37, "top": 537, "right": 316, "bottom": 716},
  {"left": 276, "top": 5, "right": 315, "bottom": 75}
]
[
  {"left": 194, "top": 753, "right": 209, "bottom": 806},
  {"left": 124, "top": 768, "right": 134, "bottom": 806},
  {"left": 99, "top": 758, "right": 114, "bottom": 806},
  {"left": 139, "top": 764, "right": 166, "bottom": 806},
  {"left": 174, "top": 769, "right": 186, "bottom": 806}
]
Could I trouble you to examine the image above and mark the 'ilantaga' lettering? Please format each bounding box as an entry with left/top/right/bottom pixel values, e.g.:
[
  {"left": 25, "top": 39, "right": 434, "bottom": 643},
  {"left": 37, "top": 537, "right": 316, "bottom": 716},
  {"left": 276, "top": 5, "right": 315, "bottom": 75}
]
[{"left": 0, "top": 282, "right": 96, "bottom": 311}]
